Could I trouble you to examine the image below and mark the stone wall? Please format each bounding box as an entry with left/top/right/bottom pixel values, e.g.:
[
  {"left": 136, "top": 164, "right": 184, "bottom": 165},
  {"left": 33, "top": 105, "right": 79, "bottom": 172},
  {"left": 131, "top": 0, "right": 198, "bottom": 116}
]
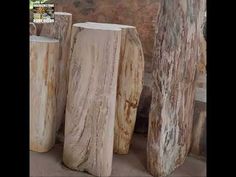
[{"left": 47, "top": 0, "right": 159, "bottom": 75}]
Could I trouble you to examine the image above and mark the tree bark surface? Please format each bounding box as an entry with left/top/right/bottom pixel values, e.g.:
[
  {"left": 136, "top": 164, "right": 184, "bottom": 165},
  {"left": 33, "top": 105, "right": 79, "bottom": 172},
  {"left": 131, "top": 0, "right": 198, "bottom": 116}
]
[{"left": 147, "top": 1, "right": 206, "bottom": 176}]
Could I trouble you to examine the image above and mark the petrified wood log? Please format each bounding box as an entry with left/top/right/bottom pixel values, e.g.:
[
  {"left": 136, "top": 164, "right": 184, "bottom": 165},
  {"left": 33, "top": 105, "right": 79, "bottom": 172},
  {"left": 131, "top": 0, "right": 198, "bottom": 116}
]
[
  {"left": 190, "top": 31, "right": 206, "bottom": 158},
  {"left": 147, "top": 0, "right": 206, "bottom": 176},
  {"left": 190, "top": 100, "right": 206, "bottom": 158},
  {"left": 86, "top": 22, "right": 144, "bottom": 154},
  {"left": 113, "top": 24, "right": 144, "bottom": 154},
  {"left": 37, "top": 12, "right": 72, "bottom": 134},
  {"left": 63, "top": 23, "right": 121, "bottom": 177},
  {"left": 30, "top": 36, "right": 59, "bottom": 152},
  {"left": 48, "top": 1, "right": 160, "bottom": 137}
]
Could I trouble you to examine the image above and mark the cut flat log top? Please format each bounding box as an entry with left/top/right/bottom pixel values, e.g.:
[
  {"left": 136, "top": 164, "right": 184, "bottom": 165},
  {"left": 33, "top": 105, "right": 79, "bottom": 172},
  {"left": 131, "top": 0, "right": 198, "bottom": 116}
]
[
  {"left": 85, "top": 22, "right": 135, "bottom": 29},
  {"left": 54, "top": 12, "right": 72, "bottom": 16},
  {"left": 73, "top": 23, "right": 122, "bottom": 31},
  {"left": 30, "top": 35, "right": 59, "bottom": 43}
]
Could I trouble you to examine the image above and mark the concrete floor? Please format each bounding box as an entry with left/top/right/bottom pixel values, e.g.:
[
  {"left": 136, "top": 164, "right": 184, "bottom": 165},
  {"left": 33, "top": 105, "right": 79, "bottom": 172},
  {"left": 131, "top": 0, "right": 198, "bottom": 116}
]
[{"left": 30, "top": 134, "right": 206, "bottom": 177}]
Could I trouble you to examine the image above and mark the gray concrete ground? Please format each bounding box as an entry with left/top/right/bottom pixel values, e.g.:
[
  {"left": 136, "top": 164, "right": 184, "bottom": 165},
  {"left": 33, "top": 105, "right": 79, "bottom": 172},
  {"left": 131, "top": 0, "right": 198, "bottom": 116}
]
[{"left": 30, "top": 134, "right": 206, "bottom": 177}]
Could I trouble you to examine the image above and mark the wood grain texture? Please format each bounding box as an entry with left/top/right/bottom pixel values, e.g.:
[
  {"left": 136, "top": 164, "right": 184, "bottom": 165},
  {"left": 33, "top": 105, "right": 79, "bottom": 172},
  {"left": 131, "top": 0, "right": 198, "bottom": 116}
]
[
  {"left": 86, "top": 22, "right": 144, "bottom": 154},
  {"left": 113, "top": 24, "right": 144, "bottom": 154},
  {"left": 63, "top": 23, "right": 121, "bottom": 177},
  {"left": 147, "top": 0, "right": 206, "bottom": 176},
  {"left": 30, "top": 36, "right": 59, "bottom": 152},
  {"left": 37, "top": 12, "right": 72, "bottom": 134}
]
